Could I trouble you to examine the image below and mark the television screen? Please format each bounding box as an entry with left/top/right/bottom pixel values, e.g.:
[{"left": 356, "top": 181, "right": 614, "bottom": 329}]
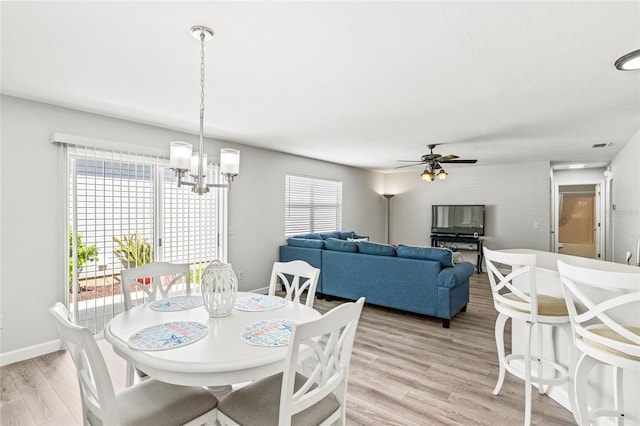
[{"left": 431, "top": 205, "right": 485, "bottom": 236}]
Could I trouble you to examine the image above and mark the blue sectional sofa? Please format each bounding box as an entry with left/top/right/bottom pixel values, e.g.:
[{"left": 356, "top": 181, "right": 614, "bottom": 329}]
[{"left": 279, "top": 232, "right": 475, "bottom": 328}]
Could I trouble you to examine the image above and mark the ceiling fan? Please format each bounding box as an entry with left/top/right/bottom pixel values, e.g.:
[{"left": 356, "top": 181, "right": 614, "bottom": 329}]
[{"left": 396, "top": 144, "right": 478, "bottom": 182}]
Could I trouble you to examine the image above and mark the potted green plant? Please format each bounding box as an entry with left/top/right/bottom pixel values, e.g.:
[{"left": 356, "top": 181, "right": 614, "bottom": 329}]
[
  {"left": 113, "top": 234, "right": 154, "bottom": 283},
  {"left": 69, "top": 230, "right": 99, "bottom": 290}
]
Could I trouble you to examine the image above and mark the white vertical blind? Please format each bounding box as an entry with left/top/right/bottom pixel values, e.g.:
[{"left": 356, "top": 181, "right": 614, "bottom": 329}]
[
  {"left": 285, "top": 174, "right": 342, "bottom": 236},
  {"left": 66, "top": 144, "right": 218, "bottom": 333}
]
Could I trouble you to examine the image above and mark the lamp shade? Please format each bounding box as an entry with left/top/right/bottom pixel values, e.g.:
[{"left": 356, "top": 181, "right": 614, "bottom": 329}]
[
  {"left": 190, "top": 153, "right": 207, "bottom": 177},
  {"left": 170, "top": 141, "right": 193, "bottom": 170},
  {"left": 421, "top": 170, "right": 435, "bottom": 182},
  {"left": 220, "top": 148, "right": 240, "bottom": 175}
]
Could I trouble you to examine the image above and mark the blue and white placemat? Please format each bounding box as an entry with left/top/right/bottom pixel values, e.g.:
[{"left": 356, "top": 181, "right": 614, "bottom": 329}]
[
  {"left": 128, "top": 321, "right": 208, "bottom": 351},
  {"left": 241, "top": 319, "right": 294, "bottom": 347},
  {"left": 234, "top": 295, "right": 287, "bottom": 312},
  {"left": 149, "top": 295, "right": 203, "bottom": 312}
]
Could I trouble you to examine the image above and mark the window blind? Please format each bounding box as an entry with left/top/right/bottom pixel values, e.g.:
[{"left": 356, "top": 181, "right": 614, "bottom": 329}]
[
  {"left": 66, "top": 144, "right": 219, "bottom": 333},
  {"left": 285, "top": 174, "right": 342, "bottom": 236}
]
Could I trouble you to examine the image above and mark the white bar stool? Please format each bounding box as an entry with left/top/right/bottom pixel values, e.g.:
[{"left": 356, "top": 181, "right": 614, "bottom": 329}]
[
  {"left": 558, "top": 260, "right": 640, "bottom": 426},
  {"left": 484, "top": 248, "right": 577, "bottom": 426}
]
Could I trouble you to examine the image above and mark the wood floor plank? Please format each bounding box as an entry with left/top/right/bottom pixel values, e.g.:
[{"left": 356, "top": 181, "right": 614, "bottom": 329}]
[
  {"left": 5, "top": 359, "right": 69, "bottom": 424},
  {"left": 0, "top": 399, "right": 38, "bottom": 425},
  {"left": 32, "top": 350, "right": 83, "bottom": 424}
]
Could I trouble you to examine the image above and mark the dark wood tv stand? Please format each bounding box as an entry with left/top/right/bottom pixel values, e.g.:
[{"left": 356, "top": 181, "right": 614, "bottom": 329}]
[{"left": 430, "top": 234, "right": 484, "bottom": 274}]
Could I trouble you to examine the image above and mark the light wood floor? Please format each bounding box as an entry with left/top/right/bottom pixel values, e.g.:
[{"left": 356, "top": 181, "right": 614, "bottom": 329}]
[{"left": 0, "top": 273, "right": 576, "bottom": 425}]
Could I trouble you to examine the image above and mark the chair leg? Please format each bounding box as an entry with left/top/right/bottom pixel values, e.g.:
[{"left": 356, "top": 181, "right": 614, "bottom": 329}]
[
  {"left": 575, "top": 353, "right": 598, "bottom": 426},
  {"left": 523, "top": 321, "right": 533, "bottom": 426},
  {"left": 536, "top": 322, "right": 545, "bottom": 395},
  {"left": 613, "top": 366, "right": 624, "bottom": 426},
  {"left": 126, "top": 362, "right": 136, "bottom": 387},
  {"left": 493, "top": 313, "right": 508, "bottom": 396},
  {"left": 560, "top": 323, "right": 579, "bottom": 424}
]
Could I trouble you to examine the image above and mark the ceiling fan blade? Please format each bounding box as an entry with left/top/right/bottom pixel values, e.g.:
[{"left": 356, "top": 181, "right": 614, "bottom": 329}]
[
  {"left": 395, "top": 162, "right": 425, "bottom": 169},
  {"left": 436, "top": 154, "right": 458, "bottom": 161},
  {"left": 439, "top": 159, "right": 478, "bottom": 164},
  {"left": 397, "top": 160, "right": 424, "bottom": 162}
]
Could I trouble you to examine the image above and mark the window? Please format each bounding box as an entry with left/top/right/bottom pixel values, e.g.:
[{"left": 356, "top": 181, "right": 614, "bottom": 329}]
[
  {"left": 285, "top": 174, "right": 342, "bottom": 236},
  {"left": 64, "top": 142, "right": 221, "bottom": 333}
]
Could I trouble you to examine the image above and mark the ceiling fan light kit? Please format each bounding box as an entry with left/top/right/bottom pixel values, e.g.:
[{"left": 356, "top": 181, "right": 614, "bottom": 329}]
[
  {"left": 399, "top": 144, "right": 477, "bottom": 183},
  {"left": 615, "top": 48, "right": 640, "bottom": 71}
]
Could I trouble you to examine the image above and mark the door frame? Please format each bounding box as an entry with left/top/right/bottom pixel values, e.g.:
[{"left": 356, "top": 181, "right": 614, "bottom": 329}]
[{"left": 551, "top": 179, "right": 606, "bottom": 259}]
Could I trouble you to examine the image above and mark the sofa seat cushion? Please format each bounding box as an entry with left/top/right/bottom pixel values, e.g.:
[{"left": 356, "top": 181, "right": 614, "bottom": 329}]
[
  {"left": 358, "top": 241, "right": 396, "bottom": 257},
  {"left": 287, "top": 238, "right": 325, "bottom": 249},
  {"left": 325, "top": 238, "right": 358, "bottom": 253},
  {"left": 397, "top": 245, "right": 454, "bottom": 267}
]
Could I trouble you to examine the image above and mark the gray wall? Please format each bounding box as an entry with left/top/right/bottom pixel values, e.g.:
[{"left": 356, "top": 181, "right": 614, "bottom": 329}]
[
  {"left": 1, "top": 94, "right": 638, "bottom": 362},
  {"left": 611, "top": 129, "right": 640, "bottom": 264},
  {"left": 0, "top": 95, "right": 385, "bottom": 360},
  {"left": 384, "top": 161, "right": 553, "bottom": 264}
]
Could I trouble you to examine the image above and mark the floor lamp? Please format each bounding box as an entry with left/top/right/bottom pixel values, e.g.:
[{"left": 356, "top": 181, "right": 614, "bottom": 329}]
[{"left": 383, "top": 194, "right": 395, "bottom": 244}]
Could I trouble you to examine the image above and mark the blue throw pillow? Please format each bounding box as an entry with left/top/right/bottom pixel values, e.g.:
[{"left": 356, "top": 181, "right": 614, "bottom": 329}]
[
  {"left": 339, "top": 231, "right": 356, "bottom": 239},
  {"left": 287, "top": 238, "right": 325, "bottom": 249},
  {"left": 320, "top": 232, "right": 342, "bottom": 240},
  {"left": 358, "top": 241, "right": 396, "bottom": 257},
  {"left": 396, "top": 244, "right": 454, "bottom": 267},
  {"left": 325, "top": 238, "right": 359, "bottom": 253},
  {"left": 292, "top": 233, "right": 323, "bottom": 240}
]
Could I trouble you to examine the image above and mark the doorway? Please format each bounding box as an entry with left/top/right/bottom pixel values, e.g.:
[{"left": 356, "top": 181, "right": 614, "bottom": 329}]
[{"left": 557, "top": 184, "right": 599, "bottom": 259}]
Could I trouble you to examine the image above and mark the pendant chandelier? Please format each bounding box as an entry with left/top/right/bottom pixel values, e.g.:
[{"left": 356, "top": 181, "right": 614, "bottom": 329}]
[{"left": 169, "top": 25, "right": 240, "bottom": 194}]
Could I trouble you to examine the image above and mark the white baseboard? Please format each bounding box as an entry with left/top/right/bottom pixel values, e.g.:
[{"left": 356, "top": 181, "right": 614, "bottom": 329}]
[{"left": 0, "top": 339, "right": 61, "bottom": 367}]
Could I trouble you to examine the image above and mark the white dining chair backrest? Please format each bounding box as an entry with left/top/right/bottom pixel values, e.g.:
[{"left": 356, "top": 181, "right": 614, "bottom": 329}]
[
  {"left": 49, "top": 302, "right": 122, "bottom": 424},
  {"left": 268, "top": 260, "right": 320, "bottom": 308},
  {"left": 484, "top": 248, "right": 540, "bottom": 321},
  {"left": 217, "top": 297, "right": 365, "bottom": 426},
  {"left": 120, "top": 262, "right": 190, "bottom": 311},
  {"left": 50, "top": 302, "right": 219, "bottom": 426},
  {"left": 280, "top": 297, "right": 365, "bottom": 425},
  {"left": 557, "top": 260, "right": 640, "bottom": 364}
]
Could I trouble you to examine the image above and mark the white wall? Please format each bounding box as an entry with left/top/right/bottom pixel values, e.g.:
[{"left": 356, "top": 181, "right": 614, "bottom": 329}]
[
  {"left": 385, "top": 161, "right": 552, "bottom": 258},
  {"left": 611, "top": 129, "right": 640, "bottom": 264},
  {"left": 0, "top": 95, "right": 385, "bottom": 362}
]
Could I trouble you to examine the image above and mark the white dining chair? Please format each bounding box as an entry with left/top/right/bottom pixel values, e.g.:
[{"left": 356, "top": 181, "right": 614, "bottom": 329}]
[
  {"left": 557, "top": 260, "right": 640, "bottom": 426},
  {"left": 120, "top": 262, "right": 191, "bottom": 311},
  {"left": 268, "top": 260, "right": 320, "bottom": 308},
  {"left": 120, "top": 261, "right": 191, "bottom": 386},
  {"left": 217, "top": 297, "right": 365, "bottom": 426},
  {"left": 484, "top": 248, "right": 575, "bottom": 426},
  {"left": 49, "top": 302, "right": 218, "bottom": 426}
]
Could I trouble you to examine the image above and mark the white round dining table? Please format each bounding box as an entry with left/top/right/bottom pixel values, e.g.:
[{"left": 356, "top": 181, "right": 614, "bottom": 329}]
[{"left": 104, "top": 292, "right": 321, "bottom": 388}]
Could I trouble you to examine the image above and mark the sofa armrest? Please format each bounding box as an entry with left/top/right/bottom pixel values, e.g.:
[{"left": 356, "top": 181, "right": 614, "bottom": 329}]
[{"left": 437, "top": 262, "right": 475, "bottom": 288}]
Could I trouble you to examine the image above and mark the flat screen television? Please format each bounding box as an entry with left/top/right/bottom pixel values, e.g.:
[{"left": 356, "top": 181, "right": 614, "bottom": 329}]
[{"left": 431, "top": 204, "right": 485, "bottom": 236}]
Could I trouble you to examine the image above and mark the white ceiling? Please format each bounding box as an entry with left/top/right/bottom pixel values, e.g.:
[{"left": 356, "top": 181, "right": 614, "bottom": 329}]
[{"left": 2, "top": 1, "right": 639, "bottom": 173}]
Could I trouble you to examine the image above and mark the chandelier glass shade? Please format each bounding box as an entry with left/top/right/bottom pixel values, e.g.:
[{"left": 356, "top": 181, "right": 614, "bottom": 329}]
[{"left": 169, "top": 25, "right": 240, "bottom": 194}]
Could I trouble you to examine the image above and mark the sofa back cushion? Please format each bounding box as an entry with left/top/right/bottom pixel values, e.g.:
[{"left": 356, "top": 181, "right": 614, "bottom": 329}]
[
  {"left": 292, "top": 233, "right": 323, "bottom": 240},
  {"left": 287, "top": 238, "right": 325, "bottom": 249},
  {"left": 358, "top": 241, "right": 397, "bottom": 257},
  {"left": 319, "top": 232, "right": 342, "bottom": 240},
  {"left": 325, "top": 238, "right": 359, "bottom": 253},
  {"left": 396, "top": 244, "right": 454, "bottom": 267}
]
